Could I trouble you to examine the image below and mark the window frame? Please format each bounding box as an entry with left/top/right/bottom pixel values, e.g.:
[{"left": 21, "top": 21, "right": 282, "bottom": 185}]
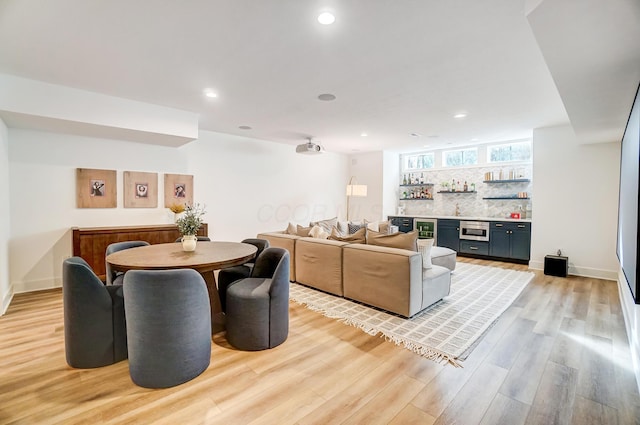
[
  {"left": 442, "top": 147, "right": 478, "bottom": 167},
  {"left": 487, "top": 141, "right": 532, "bottom": 163}
]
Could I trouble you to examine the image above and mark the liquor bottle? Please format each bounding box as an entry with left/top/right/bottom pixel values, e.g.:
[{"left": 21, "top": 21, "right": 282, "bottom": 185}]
[
  {"left": 420, "top": 173, "right": 425, "bottom": 184},
  {"left": 470, "top": 182, "right": 476, "bottom": 192},
  {"left": 451, "top": 179, "right": 456, "bottom": 192},
  {"left": 463, "top": 181, "right": 468, "bottom": 192},
  {"left": 402, "top": 175, "right": 407, "bottom": 185},
  {"left": 457, "top": 181, "right": 461, "bottom": 192}
]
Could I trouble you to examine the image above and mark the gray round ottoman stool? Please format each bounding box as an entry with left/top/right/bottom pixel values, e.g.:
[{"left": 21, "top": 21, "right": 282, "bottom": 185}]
[{"left": 431, "top": 246, "right": 457, "bottom": 271}]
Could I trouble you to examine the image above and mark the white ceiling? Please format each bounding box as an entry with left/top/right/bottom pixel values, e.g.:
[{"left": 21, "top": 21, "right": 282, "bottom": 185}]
[{"left": 0, "top": 0, "right": 638, "bottom": 153}]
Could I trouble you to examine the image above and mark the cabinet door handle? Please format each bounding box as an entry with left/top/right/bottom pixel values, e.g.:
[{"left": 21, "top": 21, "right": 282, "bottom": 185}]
[
  {"left": 495, "top": 224, "right": 503, "bottom": 227},
  {"left": 456, "top": 228, "right": 459, "bottom": 231},
  {"left": 517, "top": 224, "right": 526, "bottom": 228},
  {"left": 470, "top": 246, "right": 479, "bottom": 250}
]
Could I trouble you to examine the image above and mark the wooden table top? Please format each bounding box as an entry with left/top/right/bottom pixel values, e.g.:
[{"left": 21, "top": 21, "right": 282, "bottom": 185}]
[{"left": 105, "top": 241, "right": 257, "bottom": 273}]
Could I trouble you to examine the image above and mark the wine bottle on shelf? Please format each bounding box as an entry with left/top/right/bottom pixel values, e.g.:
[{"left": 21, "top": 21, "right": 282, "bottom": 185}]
[
  {"left": 470, "top": 182, "right": 476, "bottom": 192},
  {"left": 402, "top": 175, "right": 407, "bottom": 185},
  {"left": 451, "top": 179, "right": 456, "bottom": 192},
  {"left": 420, "top": 173, "right": 424, "bottom": 184},
  {"left": 463, "top": 181, "right": 468, "bottom": 192},
  {"left": 457, "top": 181, "right": 461, "bottom": 192}
]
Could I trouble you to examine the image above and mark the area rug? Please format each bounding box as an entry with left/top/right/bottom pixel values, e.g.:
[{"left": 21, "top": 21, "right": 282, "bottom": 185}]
[{"left": 289, "top": 263, "right": 534, "bottom": 367}]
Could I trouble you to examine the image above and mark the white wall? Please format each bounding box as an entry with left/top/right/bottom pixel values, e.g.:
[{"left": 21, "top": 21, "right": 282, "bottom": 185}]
[
  {"left": 7, "top": 128, "right": 348, "bottom": 293},
  {"left": 0, "top": 118, "right": 11, "bottom": 314},
  {"left": 347, "top": 152, "right": 384, "bottom": 222},
  {"left": 184, "top": 130, "right": 348, "bottom": 239},
  {"left": 531, "top": 125, "right": 620, "bottom": 279},
  {"left": 382, "top": 151, "right": 400, "bottom": 218}
]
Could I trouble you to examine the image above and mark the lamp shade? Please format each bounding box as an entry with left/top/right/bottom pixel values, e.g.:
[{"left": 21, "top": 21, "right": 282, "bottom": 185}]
[{"left": 346, "top": 184, "right": 368, "bottom": 197}]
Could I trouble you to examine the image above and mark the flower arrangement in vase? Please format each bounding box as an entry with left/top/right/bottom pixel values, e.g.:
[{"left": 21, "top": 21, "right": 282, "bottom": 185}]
[
  {"left": 175, "top": 203, "right": 206, "bottom": 251},
  {"left": 168, "top": 202, "right": 186, "bottom": 222}
]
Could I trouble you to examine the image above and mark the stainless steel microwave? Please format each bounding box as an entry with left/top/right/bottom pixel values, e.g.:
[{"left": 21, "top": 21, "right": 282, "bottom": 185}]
[{"left": 459, "top": 221, "right": 490, "bottom": 241}]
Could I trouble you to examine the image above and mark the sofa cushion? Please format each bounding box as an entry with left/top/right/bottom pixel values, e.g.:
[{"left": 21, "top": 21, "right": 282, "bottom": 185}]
[
  {"left": 431, "top": 246, "right": 457, "bottom": 271},
  {"left": 329, "top": 227, "right": 365, "bottom": 243},
  {"left": 366, "top": 230, "right": 418, "bottom": 251}
]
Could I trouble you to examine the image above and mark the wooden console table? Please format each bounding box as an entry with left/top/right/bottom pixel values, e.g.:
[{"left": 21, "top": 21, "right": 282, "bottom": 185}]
[{"left": 72, "top": 223, "right": 209, "bottom": 281}]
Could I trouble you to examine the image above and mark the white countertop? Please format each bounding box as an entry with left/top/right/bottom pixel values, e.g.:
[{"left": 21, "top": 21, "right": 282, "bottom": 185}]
[{"left": 390, "top": 214, "right": 532, "bottom": 223}]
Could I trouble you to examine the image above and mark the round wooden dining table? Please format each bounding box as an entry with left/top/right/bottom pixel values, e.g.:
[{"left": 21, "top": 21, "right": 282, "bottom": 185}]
[{"left": 106, "top": 241, "right": 257, "bottom": 334}]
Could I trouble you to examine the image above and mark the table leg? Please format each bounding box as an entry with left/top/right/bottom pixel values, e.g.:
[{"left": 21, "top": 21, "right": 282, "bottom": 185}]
[{"left": 202, "top": 271, "right": 225, "bottom": 335}]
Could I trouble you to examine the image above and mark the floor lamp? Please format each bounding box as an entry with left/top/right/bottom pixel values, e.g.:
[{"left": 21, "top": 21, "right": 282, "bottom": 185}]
[{"left": 346, "top": 177, "right": 368, "bottom": 221}]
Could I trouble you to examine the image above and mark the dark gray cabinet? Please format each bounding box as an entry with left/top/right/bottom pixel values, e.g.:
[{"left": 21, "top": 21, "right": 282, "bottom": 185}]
[
  {"left": 489, "top": 222, "right": 531, "bottom": 261},
  {"left": 388, "top": 216, "right": 414, "bottom": 233},
  {"left": 460, "top": 240, "right": 489, "bottom": 256},
  {"left": 437, "top": 219, "right": 460, "bottom": 251}
]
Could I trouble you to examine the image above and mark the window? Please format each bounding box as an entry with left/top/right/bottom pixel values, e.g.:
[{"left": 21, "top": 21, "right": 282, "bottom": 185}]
[
  {"left": 443, "top": 148, "right": 477, "bottom": 167},
  {"left": 488, "top": 141, "right": 531, "bottom": 162},
  {"left": 403, "top": 152, "right": 434, "bottom": 170}
]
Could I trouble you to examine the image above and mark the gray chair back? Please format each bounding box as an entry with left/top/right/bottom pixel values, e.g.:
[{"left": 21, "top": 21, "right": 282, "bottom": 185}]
[
  {"left": 241, "top": 238, "right": 269, "bottom": 265},
  {"left": 225, "top": 247, "right": 290, "bottom": 350},
  {"left": 105, "top": 241, "right": 150, "bottom": 285},
  {"left": 63, "top": 257, "right": 127, "bottom": 368},
  {"left": 123, "top": 269, "right": 211, "bottom": 388}
]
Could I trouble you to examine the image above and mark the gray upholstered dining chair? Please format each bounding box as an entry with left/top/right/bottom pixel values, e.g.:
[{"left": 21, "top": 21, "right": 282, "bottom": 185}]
[
  {"left": 105, "top": 240, "right": 150, "bottom": 285},
  {"left": 225, "top": 247, "right": 290, "bottom": 351},
  {"left": 123, "top": 269, "right": 211, "bottom": 388},
  {"left": 62, "top": 257, "right": 128, "bottom": 368},
  {"left": 217, "top": 238, "right": 269, "bottom": 311}
]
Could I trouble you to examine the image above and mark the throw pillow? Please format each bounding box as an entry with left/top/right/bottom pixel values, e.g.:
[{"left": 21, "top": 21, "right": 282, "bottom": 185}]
[
  {"left": 296, "top": 225, "right": 313, "bottom": 237},
  {"left": 329, "top": 227, "right": 366, "bottom": 244},
  {"left": 336, "top": 221, "right": 349, "bottom": 236},
  {"left": 284, "top": 222, "right": 297, "bottom": 235},
  {"left": 309, "top": 225, "right": 330, "bottom": 239},
  {"left": 366, "top": 220, "right": 380, "bottom": 232},
  {"left": 309, "top": 217, "right": 338, "bottom": 234},
  {"left": 348, "top": 222, "right": 365, "bottom": 234},
  {"left": 366, "top": 230, "right": 418, "bottom": 251},
  {"left": 379, "top": 221, "right": 390, "bottom": 234},
  {"left": 417, "top": 238, "right": 434, "bottom": 269}
]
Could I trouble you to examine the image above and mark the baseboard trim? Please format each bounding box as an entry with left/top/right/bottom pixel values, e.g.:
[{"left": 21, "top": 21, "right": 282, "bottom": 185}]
[
  {"left": 529, "top": 260, "right": 617, "bottom": 281},
  {"left": 1, "top": 286, "right": 13, "bottom": 315},
  {"left": 13, "top": 277, "right": 61, "bottom": 294}
]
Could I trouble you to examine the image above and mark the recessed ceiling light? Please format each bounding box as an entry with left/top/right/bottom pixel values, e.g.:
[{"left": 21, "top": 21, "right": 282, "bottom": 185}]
[
  {"left": 238, "top": 125, "right": 252, "bottom": 130},
  {"left": 454, "top": 113, "right": 467, "bottom": 119},
  {"left": 360, "top": 132, "right": 368, "bottom": 137},
  {"left": 318, "top": 12, "right": 335, "bottom": 25},
  {"left": 204, "top": 89, "right": 217, "bottom": 98},
  {"left": 410, "top": 132, "right": 422, "bottom": 138},
  {"left": 318, "top": 93, "right": 336, "bottom": 101}
]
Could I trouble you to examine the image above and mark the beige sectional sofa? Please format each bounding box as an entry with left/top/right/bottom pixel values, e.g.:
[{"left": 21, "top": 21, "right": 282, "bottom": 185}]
[{"left": 257, "top": 231, "right": 452, "bottom": 318}]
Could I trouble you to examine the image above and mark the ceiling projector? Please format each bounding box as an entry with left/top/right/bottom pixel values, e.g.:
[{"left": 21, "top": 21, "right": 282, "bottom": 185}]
[{"left": 296, "top": 140, "right": 325, "bottom": 155}]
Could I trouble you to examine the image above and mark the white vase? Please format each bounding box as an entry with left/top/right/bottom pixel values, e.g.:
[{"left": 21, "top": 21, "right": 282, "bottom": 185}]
[{"left": 181, "top": 235, "right": 197, "bottom": 252}]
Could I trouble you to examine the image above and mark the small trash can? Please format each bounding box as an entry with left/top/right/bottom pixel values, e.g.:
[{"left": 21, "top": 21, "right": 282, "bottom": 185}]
[{"left": 544, "top": 254, "right": 568, "bottom": 277}]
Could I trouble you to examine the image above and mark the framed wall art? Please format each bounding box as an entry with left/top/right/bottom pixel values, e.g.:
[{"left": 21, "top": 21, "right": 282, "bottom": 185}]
[
  {"left": 124, "top": 171, "right": 158, "bottom": 208},
  {"left": 76, "top": 168, "right": 117, "bottom": 208},
  {"left": 164, "top": 173, "right": 193, "bottom": 207}
]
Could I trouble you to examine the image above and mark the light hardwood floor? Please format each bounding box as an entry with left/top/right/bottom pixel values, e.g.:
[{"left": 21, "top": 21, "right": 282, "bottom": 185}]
[{"left": 1, "top": 258, "right": 639, "bottom": 424}]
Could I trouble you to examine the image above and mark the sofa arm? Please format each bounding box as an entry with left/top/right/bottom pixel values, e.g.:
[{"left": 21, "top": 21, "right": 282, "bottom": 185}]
[
  {"left": 342, "top": 244, "right": 422, "bottom": 317},
  {"left": 257, "top": 232, "right": 299, "bottom": 282}
]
